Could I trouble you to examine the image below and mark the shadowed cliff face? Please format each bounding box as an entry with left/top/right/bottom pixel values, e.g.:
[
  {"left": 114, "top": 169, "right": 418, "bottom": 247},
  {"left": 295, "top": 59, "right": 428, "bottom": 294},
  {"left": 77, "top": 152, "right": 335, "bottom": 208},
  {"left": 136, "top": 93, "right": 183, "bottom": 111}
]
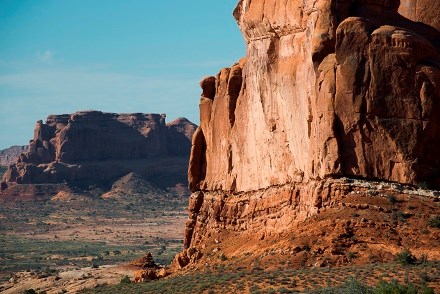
[
  {"left": 3, "top": 111, "right": 197, "bottom": 188},
  {"left": 176, "top": 0, "right": 440, "bottom": 265}
]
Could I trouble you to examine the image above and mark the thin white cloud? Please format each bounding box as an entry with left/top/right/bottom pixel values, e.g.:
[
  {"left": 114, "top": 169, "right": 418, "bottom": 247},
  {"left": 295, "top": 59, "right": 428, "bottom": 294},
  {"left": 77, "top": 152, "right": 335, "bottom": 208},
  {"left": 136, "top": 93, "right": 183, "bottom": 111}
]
[
  {"left": 36, "top": 50, "right": 55, "bottom": 63},
  {"left": 0, "top": 64, "right": 200, "bottom": 134},
  {"left": 147, "top": 59, "right": 239, "bottom": 69},
  {"left": 0, "top": 66, "right": 197, "bottom": 96},
  {"left": 0, "top": 62, "right": 204, "bottom": 149}
]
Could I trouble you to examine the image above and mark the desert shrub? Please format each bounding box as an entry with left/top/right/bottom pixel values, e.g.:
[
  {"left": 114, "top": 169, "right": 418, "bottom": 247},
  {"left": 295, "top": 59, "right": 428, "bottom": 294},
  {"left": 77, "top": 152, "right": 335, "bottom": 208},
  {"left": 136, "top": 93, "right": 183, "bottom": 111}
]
[
  {"left": 278, "top": 287, "right": 292, "bottom": 293},
  {"left": 23, "top": 289, "right": 37, "bottom": 294},
  {"left": 314, "top": 277, "right": 433, "bottom": 294},
  {"left": 419, "top": 272, "right": 432, "bottom": 283},
  {"left": 313, "top": 277, "right": 373, "bottom": 293},
  {"left": 347, "top": 252, "right": 358, "bottom": 260},
  {"left": 395, "top": 249, "right": 417, "bottom": 265},
  {"left": 392, "top": 211, "right": 407, "bottom": 223},
  {"left": 427, "top": 216, "right": 440, "bottom": 228},
  {"left": 0, "top": 181, "right": 7, "bottom": 193},
  {"left": 374, "top": 280, "right": 417, "bottom": 294},
  {"left": 235, "top": 281, "right": 245, "bottom": 290},
  {"left": 387, "top": 195, "right": 397, "bottom": 204},
  {"left": 249, "top": 284, "right": 261, "bottom": 294},
  {"left": 120, "top": 275, "right": 131, "bottom": 284},
  {"left": 367, "top": 190, "right": 379, "bottom": 196},
  {"left": 419, "top": 254, "right": 428, "bottom": 264},
  {"left": 0, "top": 166, "right": 7, "bottom": 178},
  {"left": 374, "top": 279, "right": 434, "bottom": 294}
]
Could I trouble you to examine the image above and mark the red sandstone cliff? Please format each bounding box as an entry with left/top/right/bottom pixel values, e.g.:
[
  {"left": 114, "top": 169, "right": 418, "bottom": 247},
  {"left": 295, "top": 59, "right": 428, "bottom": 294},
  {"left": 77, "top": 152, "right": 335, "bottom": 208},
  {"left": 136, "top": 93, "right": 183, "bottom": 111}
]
[
  {"left": 175, "top": 0, "right": 440, "bottom": 269},
  {"left": 190, "top": 0, "right": 440, "bottom": 194},
  {"left": 3, "top": 111, "right": 197, "bottom": 189}
]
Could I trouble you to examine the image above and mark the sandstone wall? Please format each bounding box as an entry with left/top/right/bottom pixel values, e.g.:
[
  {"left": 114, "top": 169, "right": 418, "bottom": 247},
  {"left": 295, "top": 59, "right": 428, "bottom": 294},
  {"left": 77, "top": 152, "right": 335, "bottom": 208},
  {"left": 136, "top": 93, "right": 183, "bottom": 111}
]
[
  {"left": 189, "top": 0, "right": 440, "bottom": 194},
  {"left": 182, "top": 0, "right": 440, "bottom": 254},
  {"left": 399, "top": 0, "right": 440, "bottom": 32}
]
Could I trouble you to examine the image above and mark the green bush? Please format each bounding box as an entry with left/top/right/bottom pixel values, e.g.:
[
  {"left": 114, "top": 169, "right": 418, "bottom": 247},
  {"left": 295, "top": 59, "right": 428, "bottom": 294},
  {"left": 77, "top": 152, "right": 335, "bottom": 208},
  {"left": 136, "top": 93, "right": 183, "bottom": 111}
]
[
  {"left": 314, "top": 277, "right": 434, "bottom": 294},
  {"left": 387, "top": 195, "right": 397, "bottom": 204},
  {"left": 395, "top": 249, "right": 417, "bottom": 265},
  {"left": 120, "top": 275, "right": 131, "bottom": 284},
  {"left": 375, "top": 280, "right": 417, "bottom": 294},
  {"left": 0, "top": 180, "right": 7, "bottom": 193},
  {"left": 336, "top": 278, "right": 373, "bottom": 294},
  {"left": 427, "top": 216, "right": 440, "bottom": 228},
  {"left": 374, "top": 280, "right": 434, "bottom": 294},
  {"left": 347, "top": 252, "right": 357, "bottom": 261},
  {"left": 219, "top": 253, "right": 227, "bottom": 261},
  {"left": 0, "top": 166, "right": 7, "bottom": 178}
]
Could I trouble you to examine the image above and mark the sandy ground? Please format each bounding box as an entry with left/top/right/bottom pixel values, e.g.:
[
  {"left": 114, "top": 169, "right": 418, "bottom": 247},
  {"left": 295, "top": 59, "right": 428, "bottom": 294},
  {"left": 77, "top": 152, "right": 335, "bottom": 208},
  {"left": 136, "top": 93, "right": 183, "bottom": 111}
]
[
  {"left": 21, "top": 215, "right": 187, "bottom": 245},
  {"left": 1, "top": 264, "right": 136, "bottom": 294}
]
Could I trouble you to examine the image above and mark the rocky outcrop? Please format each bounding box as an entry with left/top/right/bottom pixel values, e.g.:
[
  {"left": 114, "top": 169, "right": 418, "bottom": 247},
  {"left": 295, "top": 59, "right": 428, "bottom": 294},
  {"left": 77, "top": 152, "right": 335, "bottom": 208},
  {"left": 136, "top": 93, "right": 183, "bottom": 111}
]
[
  {"left": 166, "top": 117, "right": 198, "bottom": 156},
  {"left": 3, "top": 111, "right": 197, "bottom": 189},
  {"left": 181, "top": 0, "right": 440, "bottom": 262},
  {"left": 399, "top": 0, "right": 440, "bottom": 32},
  {"left": 131, "top": 252, "right": 158, "bottom": 269},
  {"left": 0, "top": 146, "right": 27, "bottom": 167}
]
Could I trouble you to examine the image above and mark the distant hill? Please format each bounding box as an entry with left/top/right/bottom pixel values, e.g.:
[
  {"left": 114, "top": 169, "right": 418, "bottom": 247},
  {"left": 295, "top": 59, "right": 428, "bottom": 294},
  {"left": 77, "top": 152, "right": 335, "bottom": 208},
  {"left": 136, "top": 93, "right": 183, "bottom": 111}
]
[{"left": 0, "top": 145, "right": 27, "bottom": 167}]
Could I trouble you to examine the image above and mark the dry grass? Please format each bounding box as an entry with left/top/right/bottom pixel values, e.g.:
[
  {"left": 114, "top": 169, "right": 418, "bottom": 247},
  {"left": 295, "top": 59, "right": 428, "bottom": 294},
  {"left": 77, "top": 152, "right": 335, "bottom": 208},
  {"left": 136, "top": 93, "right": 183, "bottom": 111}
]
[{"left": 84, "top": 261, "right": 440, "bottom": 293}]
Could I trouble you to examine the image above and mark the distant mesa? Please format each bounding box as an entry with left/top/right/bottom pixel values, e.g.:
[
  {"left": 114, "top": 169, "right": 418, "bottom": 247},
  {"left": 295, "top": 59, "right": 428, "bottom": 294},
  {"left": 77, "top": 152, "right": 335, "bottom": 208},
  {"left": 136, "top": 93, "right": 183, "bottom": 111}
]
[{"left": 2, "top": 110, "right": 197, "bottom": 191}]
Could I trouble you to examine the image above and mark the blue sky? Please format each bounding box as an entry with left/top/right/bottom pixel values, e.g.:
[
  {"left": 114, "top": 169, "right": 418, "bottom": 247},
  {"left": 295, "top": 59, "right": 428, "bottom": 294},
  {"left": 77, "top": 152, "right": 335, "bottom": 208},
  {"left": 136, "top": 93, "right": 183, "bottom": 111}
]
[{"left": 0, "top": 0, "right": 245, "bottom": 149}]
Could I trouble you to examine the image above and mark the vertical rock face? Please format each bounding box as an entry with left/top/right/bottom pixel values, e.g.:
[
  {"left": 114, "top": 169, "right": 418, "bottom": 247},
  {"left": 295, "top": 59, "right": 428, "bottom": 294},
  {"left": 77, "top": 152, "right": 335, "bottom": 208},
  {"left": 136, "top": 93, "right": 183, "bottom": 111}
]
[
  {"left": 189, "top": 0, "right": 440, "bottom": 194},
  {"left": 399, "top": 0, "right": 440, "bottom": 32},
  {"left": 4, "top": 111, "right": 197, "bottom": 187},
  {"left": 166, "top": 118, "right": 198, "bottom": 156},
  {"left": 183, "top": 0, "right": 440, "bottom": 254}
]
